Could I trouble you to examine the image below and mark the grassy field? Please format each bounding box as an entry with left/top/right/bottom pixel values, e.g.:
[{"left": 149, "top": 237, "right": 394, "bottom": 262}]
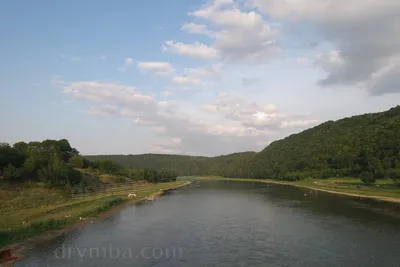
[
  {"left": 0, "top": 180, "right": 189, "bottom": 248},
  {"left": 200, "top": 176, "right": 400, "bottom": 202}
]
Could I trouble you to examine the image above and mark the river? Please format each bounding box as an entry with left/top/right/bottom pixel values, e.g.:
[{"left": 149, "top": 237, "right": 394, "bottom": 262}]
[{"left": 16, "top": 180, "right": 400, "bottom": 267}]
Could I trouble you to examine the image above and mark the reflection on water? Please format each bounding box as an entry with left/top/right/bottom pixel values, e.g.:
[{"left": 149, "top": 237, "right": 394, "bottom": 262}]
[{"left": 16, "top": 180, "right": 400, "bottom": 267}]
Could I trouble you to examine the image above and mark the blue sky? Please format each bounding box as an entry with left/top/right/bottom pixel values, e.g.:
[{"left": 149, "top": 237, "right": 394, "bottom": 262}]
[{"left": 1, "top": 0, "right": 399, "bottom": 156}]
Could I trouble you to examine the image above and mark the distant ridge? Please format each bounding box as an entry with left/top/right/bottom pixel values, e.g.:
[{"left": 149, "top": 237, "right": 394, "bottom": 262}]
[{"left": 86, "top": 106, "right": 400, "bottom": 181}]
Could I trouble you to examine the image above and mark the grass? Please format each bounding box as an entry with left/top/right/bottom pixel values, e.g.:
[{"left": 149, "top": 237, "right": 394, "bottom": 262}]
[
  {"left": 199, "top": 176, "right": 400, "bottom": 201},
  {"left": 0, "top": 180, "right": 189, "bottom": 248}
]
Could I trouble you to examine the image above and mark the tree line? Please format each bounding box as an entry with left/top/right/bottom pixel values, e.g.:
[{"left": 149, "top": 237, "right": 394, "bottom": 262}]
[
  {"left": 0, "top": 139, "right": 178, "bottom": 189},
  {"left": 87, "top": 106, "right": 400, "bottom": 185}
]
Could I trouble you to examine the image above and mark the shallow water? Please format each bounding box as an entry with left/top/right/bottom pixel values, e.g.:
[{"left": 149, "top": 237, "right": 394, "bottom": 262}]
[{"left": 16, "top": 180, "right": 400, "bottom": 267}]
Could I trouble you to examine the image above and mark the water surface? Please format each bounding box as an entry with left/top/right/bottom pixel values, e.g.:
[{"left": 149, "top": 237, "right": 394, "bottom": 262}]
[{"left": 16, "top": 180, "right": 400, "bottom": 267}]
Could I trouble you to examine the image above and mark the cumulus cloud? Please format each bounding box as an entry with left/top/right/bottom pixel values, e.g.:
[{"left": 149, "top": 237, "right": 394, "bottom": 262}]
[
  {"left": 181, "top": 23, "right": 213, "bottom": 36},
  {"left": 203, "top": 93, "right": 319, "bottom": 131},
  {"left": 63, "top": 82, "right": 156, "bottom": 117},
  {"left": 90, "top": 105, "right": 119, "bottom": 116},
  {"left": 137, "top": 61, "right": 174, "bottom": 76},
  {"left": 62, "top": 81, "right": 319, "bottom": 155},
  {"left": 172, "top": 76, "right": 201, "bottom": 85},
  {"left": 165, "top": 0, "right": 282, "bottom": 63},
  {"left": 171, "top": 64, "right": 222, "bottom": 86},
  {"left": 162, "top": 40, "right": 219, "bottom": 59},
  {"left": 248, "top": 0, "right": 400, "bottom": 95}
]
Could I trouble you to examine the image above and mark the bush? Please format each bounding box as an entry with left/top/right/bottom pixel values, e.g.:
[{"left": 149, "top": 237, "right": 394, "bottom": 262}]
[{"left": 360, "top": 171, "right": 376, "bottom": 185}]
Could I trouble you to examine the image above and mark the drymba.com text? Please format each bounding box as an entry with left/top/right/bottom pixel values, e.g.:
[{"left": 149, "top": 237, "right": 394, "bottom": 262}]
[{"left": 54, "top": 244, "right": 184, "bottom": 260}]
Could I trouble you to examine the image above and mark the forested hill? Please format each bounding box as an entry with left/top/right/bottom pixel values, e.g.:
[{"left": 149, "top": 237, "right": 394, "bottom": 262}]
[
  {"left": 85, "top": 152, "right": 257, "bottom": 177},
  {"left": 86, "top": 106, "right": 400, "bottom": 183},
  {"left": 249, "top": 106, "right": 400, "bottom": 182}
]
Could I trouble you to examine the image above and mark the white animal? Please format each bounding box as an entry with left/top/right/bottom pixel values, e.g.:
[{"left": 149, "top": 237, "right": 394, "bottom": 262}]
[{"left": 128, "top": 193, "right": 137, "bottom": 198}]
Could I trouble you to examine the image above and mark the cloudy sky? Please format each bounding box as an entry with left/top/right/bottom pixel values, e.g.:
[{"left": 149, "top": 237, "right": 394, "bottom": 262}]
[{"left": 1, "top": 0, "right": 399, "bottom": 156}]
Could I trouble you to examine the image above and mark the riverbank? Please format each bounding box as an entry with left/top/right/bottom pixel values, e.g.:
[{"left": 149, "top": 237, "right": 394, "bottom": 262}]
[
  {"left": 200, "top": 176, "right": 400, "bottom": 204},
  {"left": 0, "top": 180, "right": 190, "bottom": 262}
]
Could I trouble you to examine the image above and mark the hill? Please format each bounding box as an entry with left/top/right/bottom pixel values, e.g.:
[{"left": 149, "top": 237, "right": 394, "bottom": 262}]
[
  {"left": 86, "top": 106, "right": 400, "bottom": 183},
  {"left": 85, "top": 152, "right": 256, "bottom": 177},
  {"left": 249, "top": 106, "right": 400, "bottom": 182}
]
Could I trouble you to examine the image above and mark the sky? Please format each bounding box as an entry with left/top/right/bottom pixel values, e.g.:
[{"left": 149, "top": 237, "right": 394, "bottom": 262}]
[{"left": 1, "top": 0, "right": 400, "bottom": 156}]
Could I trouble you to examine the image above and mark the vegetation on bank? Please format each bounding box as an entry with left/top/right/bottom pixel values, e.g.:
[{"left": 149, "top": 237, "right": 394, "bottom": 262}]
[
  {"left": 200, "top": 176, "right": 400, "bottom": 201},
  {"left": 0, "top": 139, "right": 179, "bottom": 189},
  {"left": 87, "top": 106, "right": 400, "bottom": 186},
  {"left": 0, "top": 181, "right": 188, "bottom": 248},
  {"left": 0, "top": 139, "right": 183, "bottom": 248}
]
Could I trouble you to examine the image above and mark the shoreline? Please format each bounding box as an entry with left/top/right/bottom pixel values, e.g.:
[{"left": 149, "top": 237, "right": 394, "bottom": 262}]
[
  {"left": 1, "top": 181, "right": 191, "bottom": 263},
  {"left": 200, "top": 177, "right": 400, "bottom": 204},
  {"left": 290, "top": 184, "right": 400, "bottom": 204}
]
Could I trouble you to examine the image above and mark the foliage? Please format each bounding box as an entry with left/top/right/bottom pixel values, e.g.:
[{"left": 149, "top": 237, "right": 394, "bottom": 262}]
[
  {"left": 143, "top": 168, "right": 179, "bottom": 182},
  {"left": 0, "top": 139, "right": 82, "bottom": 187},
  {"left": 360, "top": 171, "right": 376, "bottom": 185},
  {"left": 86, "top": 106, "right": 400, "bottom": 182},
  {"left": 69, "top": 155, "right": 85, "bottom": 168}
]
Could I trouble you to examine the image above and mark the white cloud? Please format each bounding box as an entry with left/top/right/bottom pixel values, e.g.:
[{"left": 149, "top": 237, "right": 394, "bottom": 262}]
[
  {"left": 90, "top": 105, "right": 119, "bottom": 116},
  {"left": 137, "top": 61, "right": 174, "bottom": 76},
  {"left": 181, "top": 23, "right": 213, "bottom": 36},
  {"left": 171, "top": 64, "right": 222, "bottom": 86},
  {"left": 364, "top": 57, "right": 400, "bottom": 95},
  {"left": 280, "top": 119, "right": 320, "bottom": 129},
  {"left": 172, "top": 76, "right": 201, "bottom": 85},
  {"left": 248, "top": 0, "right": 400, "bottom": 95},
  {"left": 63, "top": 82, "right": 155, "bottom": 116},
  {"left": 171, "top": 0, "right": 282, "bottom": 63},
  {"left": 162, "top": 40, "right": 219, "bottom": 59},
  {"left": 202, "top": 93, "right": 317, "bottom": 131},
  {"left": 62, "top": 81, "right": 319, "bottom": 155}
]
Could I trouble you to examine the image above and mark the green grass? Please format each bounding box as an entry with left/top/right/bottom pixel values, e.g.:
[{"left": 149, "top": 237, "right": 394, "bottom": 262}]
[
  {"left": 0, "top": 180, "right": 189, "bottom": 248},
  {"left": 0, "top": 197, "right": 125, "bottom": 247},
  {"left": 199, "top": 176, "right": 400, "bottom": 200}
]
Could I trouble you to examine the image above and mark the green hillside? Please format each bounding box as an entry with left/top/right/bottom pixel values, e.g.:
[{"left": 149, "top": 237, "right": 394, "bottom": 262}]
[
  {"left": 86, "top": 106, "right": 400, "bottom": 183},
  {"left": 249, "top": 106, "right": 400, "bottom": 182},
  {"left": 85, "top": 152, "right": 256, "bottom": 177}
]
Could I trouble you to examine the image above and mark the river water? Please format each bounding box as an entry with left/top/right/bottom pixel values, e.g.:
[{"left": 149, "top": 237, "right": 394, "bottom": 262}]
[{"left": 15, "top": 180, "right": 400, "bottom": 267}]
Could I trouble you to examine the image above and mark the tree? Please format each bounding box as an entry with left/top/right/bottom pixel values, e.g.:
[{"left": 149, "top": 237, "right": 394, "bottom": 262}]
[
  {"left": 3, "top": 164, "right": 24, "bottom": 181},
  {"left": 360, "top": 171, "right": 376, "bottom": 185},
  {"left": 70, "top": 156, "right": 84, "bottom": 168},
  {"left": 387, "top": 168, "right": 400, "bottom": 186}
]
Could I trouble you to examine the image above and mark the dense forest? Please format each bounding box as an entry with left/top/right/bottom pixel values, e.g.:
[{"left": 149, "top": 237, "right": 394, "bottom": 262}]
[
  {"left": 87, "top": 106, "right": 400, "bottom": 185},
  {"left": 0, "top": 139, "right": 178, "bottom": 188},
  {"left": 85, "top": 152, "right": 256, "bottom": 177},
  {"left": 2, "top": 107, "right": 399, "bottom": 187}
]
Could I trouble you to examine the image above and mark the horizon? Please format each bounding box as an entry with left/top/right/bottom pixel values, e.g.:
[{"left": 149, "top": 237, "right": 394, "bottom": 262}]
[
  {"left": 1, "top": 0, "right": 400, "bottom": 156},
  {"left": 7, "top": 104, "right": 398, "bottom": 158}
]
